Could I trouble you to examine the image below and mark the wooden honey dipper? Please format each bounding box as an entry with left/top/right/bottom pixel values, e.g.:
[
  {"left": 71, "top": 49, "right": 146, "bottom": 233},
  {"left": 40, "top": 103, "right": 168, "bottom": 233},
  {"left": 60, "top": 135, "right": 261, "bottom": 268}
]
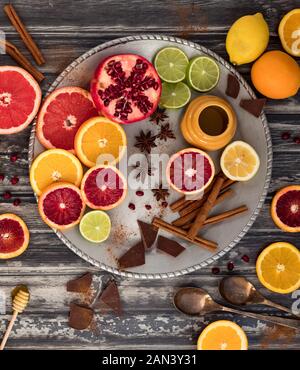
[{"left": 0, "top": 287, "right": 30, "bottom": 350}]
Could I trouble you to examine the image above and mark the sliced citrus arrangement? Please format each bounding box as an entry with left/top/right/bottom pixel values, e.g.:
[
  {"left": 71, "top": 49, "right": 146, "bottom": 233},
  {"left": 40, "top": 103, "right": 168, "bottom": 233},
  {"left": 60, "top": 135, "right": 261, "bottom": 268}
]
[
  {"left": 197, "top": 320, "right": 248, "bottom": 350},
  {"left": 36, "top": 86, "right": 98, "bottom": 152},
  {"left": 154, "top": 47, "right": 189, "bottom": 83},
  {"left": 166, "top": 148, "right": 215, "bottom": 195},
  {"left": 279, "top": 9, "right": 300, "bottom": 57},
  {"left": 81, "top": 165, "right": 127, "bottom": 210},
  {"left": 220, "top": 141, "right": 260, "bottom": 181},
  {"left": 74, "top": 116, "right": 127, "bottom": 167},
  {"left": 0, "top": 66, "right": 41, "bottom": 135},
  {"left": 256, "top": 242, "right": 300, "bottom": 294},
  {"left": 30, "top": 149, "right": 83, "bottom": 196},
  {"left": 0, "top": 214, "right": 30, "bottom": 259},
  {"left": 271, "top": 185, "right": 300, "bottom": 232},
  {"left": 79, "top": 210, "right": 111, "bottom": 243},
  {"left": 38, "top": 182, "right": 85, "bottom": 230},
  {"left": 160, "top": 82, "right": 191, "bottom": 109},
  {"left": 187, "top": 56, "right": 220, "bottom": 92}
]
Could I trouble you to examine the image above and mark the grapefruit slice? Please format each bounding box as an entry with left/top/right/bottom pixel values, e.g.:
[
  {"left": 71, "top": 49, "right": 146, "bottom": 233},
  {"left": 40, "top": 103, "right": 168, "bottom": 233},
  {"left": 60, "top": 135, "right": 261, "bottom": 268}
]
[
  {"left": 0, "top": 214, "right": 30, "bottom": 259},
  {"left": 81, "top": 165, "right": 127, "bottom": 210},
  {"left": 271, "top": 185, "right": 300, "bottom": 232},
  {"left": 0, "top": 66, "right": 41, "bottom": 135},
  {"left": 39, "top": 182, "right": 85, "bottom": 230},
  {"left": 166, "top": 148, "right": 215, "bottom": 195},
  {"left": 36, "top": 86, "right": 99, "bottom": 152}
]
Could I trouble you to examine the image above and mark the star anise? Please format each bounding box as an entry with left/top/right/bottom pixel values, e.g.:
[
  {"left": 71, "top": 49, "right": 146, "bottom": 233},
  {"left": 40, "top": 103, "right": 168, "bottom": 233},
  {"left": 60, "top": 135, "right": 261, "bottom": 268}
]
[
  {"left": 150, "top": 107, "right": 168, "bottom": 125},
  {"left": 157, "top": 123, "right": 176, "bottom": 141},
  {"left": 131, "top": 160, "right": 156, "bottom": 182},
  {"left": 134, "top": 130, "right": 157, "bottom": 154},
  {"left": 152, "top": 184, "right": 170, "bottom": 202}
]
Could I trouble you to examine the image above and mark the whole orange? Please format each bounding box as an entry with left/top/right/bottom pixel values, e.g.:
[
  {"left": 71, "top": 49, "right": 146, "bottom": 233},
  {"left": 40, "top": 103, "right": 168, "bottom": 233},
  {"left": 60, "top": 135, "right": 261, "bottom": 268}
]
[{"left": 251, "top": 50, "right": 300, "bottom": 99}]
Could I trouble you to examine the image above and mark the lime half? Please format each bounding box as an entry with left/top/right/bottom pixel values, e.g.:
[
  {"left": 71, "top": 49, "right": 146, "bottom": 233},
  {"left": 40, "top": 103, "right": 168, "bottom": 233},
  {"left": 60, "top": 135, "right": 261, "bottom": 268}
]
[
  {"left": 79, "top": 211, "right": 111, "bottom": 243},
  {"left": 154, "top": 47, "right": 189, "bottom": 83},
  {"left": 160, "top": 82, "right": 191, "bottom": 109},
  {"left": 187, "top": 56, "right": 220, "bottom": 92}
]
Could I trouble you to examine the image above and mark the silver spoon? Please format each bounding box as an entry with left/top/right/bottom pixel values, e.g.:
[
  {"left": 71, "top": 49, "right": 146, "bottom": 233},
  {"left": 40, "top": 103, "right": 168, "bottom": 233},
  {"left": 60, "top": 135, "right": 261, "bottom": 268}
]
[
  {"left": 173, "top": 287, "right": 300, "bottom": 330},
  {"left": 219, "top": 276, "right": 299, "bottom": 317}
]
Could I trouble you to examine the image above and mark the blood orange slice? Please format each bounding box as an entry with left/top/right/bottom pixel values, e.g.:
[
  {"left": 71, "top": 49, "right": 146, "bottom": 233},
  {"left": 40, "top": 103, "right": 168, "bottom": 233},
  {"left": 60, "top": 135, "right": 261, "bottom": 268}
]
[
  {"left": 271, "top": 185, "right": 300, "bottom": 232},
  {"left": 36, "top": 86, "right": 99, "bottom": 152},
  {"left": 0, "top": 66, "right": 41, "bottom": 135},
  {"left": 81, "top": 165, "right": 127, "bottom": 210},
  {"left": 166, "top": 148, "right": 215, "bottom": 195},
  {"left": 0, "top": 214, "right": 30, "bottom": 259},
  {"left": 39, "top": 182, "right": 85, "bottom": 230}
]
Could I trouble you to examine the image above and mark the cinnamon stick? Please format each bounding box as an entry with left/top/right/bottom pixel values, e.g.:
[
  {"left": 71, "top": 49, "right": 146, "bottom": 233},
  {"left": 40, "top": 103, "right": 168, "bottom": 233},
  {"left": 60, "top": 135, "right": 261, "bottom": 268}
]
[
  {"left": 152, "top": 217, "right": 217, "bottom": 252},
  {"left": 0, "top": 39, "right": 45, "bottom": 82},
  {"left": 187, "top": 175, "right": 225, "bottom": 240},
  {"left": 170, "top": 196, "right": 193, "bottom": 213},
  {"left": 4, "top": 4, "right": 45, "bottom": 65}
]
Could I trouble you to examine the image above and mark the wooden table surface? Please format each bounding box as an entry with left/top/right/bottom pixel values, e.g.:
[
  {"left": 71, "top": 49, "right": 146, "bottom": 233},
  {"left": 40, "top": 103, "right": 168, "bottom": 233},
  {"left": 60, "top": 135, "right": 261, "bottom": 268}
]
[{"left": 0, "top": 0, "right": 300, "bottom": 350}]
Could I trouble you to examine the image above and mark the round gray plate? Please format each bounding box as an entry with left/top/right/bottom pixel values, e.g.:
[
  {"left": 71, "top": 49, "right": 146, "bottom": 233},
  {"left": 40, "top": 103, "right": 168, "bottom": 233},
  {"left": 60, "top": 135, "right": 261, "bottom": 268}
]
[{"left": 28, "top": 35, "right": 272, "bottom": 279}]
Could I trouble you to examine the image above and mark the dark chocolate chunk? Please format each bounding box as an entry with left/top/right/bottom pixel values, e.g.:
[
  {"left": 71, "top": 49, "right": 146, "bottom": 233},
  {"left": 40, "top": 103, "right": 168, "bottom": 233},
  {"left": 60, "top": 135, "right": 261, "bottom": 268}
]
[
  {"left": 226, "top": 74, "right": 240, "bottom": 99},
  {"left": 138, "top": 220, "right": 158, "bottom": 249},
  {"left": 67, "top": 272, "right": 92, "bottom": 293},
  {"left": 95, "top": 280, "right": 122, "bottom": 315},
  {"left": 118, "top": 241, "right": 145, "bottom": 269},
  {"left": 157, "top": 235, "right": 185, "bottom": 257},
  {"left": 68, "top": 303, "right": 93, "bottom": 330},
  {"left": 240, "top": 98, "right": 266, "bottom": 118}
]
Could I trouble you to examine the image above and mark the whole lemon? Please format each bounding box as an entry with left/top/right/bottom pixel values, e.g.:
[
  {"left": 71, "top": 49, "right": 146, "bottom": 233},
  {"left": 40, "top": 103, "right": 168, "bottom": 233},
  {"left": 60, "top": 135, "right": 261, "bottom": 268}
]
[
  {"left": 226, "top": 13, "right": 269, "bottom": 65},
  {"left": 251, "top": 50, "right": 300, "bottom": 99}
]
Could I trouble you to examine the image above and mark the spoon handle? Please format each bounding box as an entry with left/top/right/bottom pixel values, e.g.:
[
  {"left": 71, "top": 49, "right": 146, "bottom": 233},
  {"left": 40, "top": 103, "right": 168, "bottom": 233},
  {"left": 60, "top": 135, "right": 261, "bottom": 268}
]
[
  {"left": 221, "top": 306, "right": 300, "bottom": 331},
  {"left": 262, "top": 299, "right": 300, "bottom": 317}
]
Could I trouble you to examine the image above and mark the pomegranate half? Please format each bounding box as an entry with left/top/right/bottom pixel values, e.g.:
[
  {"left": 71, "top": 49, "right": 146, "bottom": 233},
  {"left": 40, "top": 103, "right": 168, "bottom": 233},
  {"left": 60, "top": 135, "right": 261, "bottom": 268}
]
[{"left": 91, "top": 54, "right": 161, "bottom": 124}]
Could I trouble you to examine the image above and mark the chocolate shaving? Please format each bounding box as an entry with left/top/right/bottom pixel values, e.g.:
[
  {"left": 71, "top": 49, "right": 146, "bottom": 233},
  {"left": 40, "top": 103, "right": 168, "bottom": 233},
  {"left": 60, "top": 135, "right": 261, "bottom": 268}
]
[
  {"left": 67, "top": 273, "right": 92, "bottom": 293},
  {"left": 118, "top": 241, "right": 145, "bottom": 269},
  {"left": 69, "top": 303, "right": 93, "bottom": 330},
  {"left": 240, "top": 98, "right": 266, "bottom": 118},
  {"left": 226, "top": 74, "right": 240, "bottom": 99},
  {"left": 138, "top": 220, "right": 158, "bottom": 249},
  {"left": 94, "top": 280, "right": 122, "bottom": 315},
  {"left": 157, "top": 235, "right": 185, "bottom": 257}
]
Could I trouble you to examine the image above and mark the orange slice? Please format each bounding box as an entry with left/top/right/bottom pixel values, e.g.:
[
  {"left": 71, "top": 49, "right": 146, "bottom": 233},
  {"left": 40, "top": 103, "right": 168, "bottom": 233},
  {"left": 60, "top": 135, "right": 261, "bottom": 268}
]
[
  {"left": 256, "top": 242, "right": 300, "bottom": 294},
  {"left": 279, "top": 9, "right": 300, "bottom": 56},
  {"left": 30, "top": 149, "right": 83, "bottom": 196},
  {"left": 74, "top": 116, "right": 127, "bottom": 167},
  {"left": 197, "top": 320, "right": 248, "bottom": 350}
]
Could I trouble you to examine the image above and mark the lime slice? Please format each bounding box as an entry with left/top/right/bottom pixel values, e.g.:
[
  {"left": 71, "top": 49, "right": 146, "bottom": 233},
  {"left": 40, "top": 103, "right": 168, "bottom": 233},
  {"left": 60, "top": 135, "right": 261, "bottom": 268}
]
[
  {"left": 160, "top": 82, "right": 191, "bottom": 109},
  {"left": 79, "top": 211, "right": 111, "bottom": 243},
  {"left": 187, "top": 56, "right": 220, "bottom": 92},
  {"left": 154, "top": 47, "right": 189, "bottom": 83}
]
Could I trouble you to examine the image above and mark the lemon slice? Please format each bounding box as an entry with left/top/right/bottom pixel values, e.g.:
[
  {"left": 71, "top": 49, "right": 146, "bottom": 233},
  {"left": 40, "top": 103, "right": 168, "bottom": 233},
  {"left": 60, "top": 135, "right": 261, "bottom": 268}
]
[
  {"left": 220, "top": 141, "right": 260, "bottom": 181},
  {"left": 79, "top": 211, "right": 111, "bottom": 243}
]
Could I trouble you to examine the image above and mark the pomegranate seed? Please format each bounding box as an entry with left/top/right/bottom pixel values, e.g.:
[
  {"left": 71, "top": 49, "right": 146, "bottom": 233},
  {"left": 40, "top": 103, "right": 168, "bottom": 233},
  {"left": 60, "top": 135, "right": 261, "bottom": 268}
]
[
  {"left": 136, "top": 190, "right": 144, "bottom": 197},
  {"left": 281, "top": 132, "right": 290, "bottom": 140},
  {"left": 162, "top": 201, "right": 168, "bottom": 208},
  {"left": 242, "top": 254, "right": 250, "bottom": 263},
  {"left": 128, "top": 203, "right": 135, "bottom": 210},
  {"left": 227, "top": 261, "right": 234, "bottom": 271},
  {"left": 10, "top": 153, "right": 18, "bottom": 162},
  {"left": 294, "top": 137, "right": 300, "bottom": 144},
  {"left": 13, "top": 198, "right": 21, "bottom": 206},
  {"left": 0, "top": 174, "right": 4, "bottom": 181},
  {"left": 3, "top": 191, "right": 12, "bottom": 200},
  {"left": 212, "top": 267, "right": 220, "bottom": 275},
  {"left": 10, "top": 176, "right": 19, "bottom": 185},
  {"left": 145, "top": 204, "right": 152, "bottom": 210}
]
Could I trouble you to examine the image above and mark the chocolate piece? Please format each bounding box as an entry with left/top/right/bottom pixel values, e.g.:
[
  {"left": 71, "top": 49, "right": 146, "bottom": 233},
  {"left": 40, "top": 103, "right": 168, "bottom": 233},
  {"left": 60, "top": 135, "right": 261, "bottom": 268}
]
[
  {"left": 67, "top": 272, "right": 92, "bottom": 293},
  {"left": 157, "top": 235, "right": 185, "bottom": 257},
  {"left": 68, "top": 303, "right": 93, "bottom": 330},
  {"left": 95, "top": 280, "right": 122, "bottom": 315},
  {"left": 226, "top": 74, "right": 240, "bottom": 99},
  {"left": 240, "top": 98, "right": 266, "bottom": 118},
  {"left": 138, "top": 220, "right": 158, "bottom": 249},
  {"left": 118, "top": 241, "right": 145, "bottom": 269}
]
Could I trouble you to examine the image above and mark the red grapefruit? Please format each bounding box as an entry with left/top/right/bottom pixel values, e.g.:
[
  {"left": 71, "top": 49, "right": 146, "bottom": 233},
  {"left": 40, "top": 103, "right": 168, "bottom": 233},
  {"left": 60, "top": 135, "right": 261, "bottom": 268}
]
[
  {"left": 36, "top": 86, "right": 99, "bottom": 152},
  {"left": 81, "top": 165, "right": 127, "bottom": 210},
  {"left": 0, "top": 214, "right": 30, "bottom": 259},
  {"left": 166, "top": 148, "right": 215, "bottom": 195},
  {"left": 39, "top": 182, "right": 85, "bottom": 230},
  {"left": 90, "top": 54, "right": 161, "bottom": 124},
  {"left": 0, "top": 66, "right": 41, "bottom": 135}
]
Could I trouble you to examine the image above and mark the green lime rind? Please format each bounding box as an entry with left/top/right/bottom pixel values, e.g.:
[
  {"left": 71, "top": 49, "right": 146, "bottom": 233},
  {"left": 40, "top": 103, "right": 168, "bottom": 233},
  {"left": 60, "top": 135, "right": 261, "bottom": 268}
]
[
  {"left": 186, "top": 56, "right": 220, "bottom": 92},
  {"left": 160, "top": 82, "right": 191, "bottom": 109},
  {"left": 154, "top": 47, "right": 189, "bottom": 83},
  {"left": 79, "top": 210, "right": 111, "bottom": 243}
]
